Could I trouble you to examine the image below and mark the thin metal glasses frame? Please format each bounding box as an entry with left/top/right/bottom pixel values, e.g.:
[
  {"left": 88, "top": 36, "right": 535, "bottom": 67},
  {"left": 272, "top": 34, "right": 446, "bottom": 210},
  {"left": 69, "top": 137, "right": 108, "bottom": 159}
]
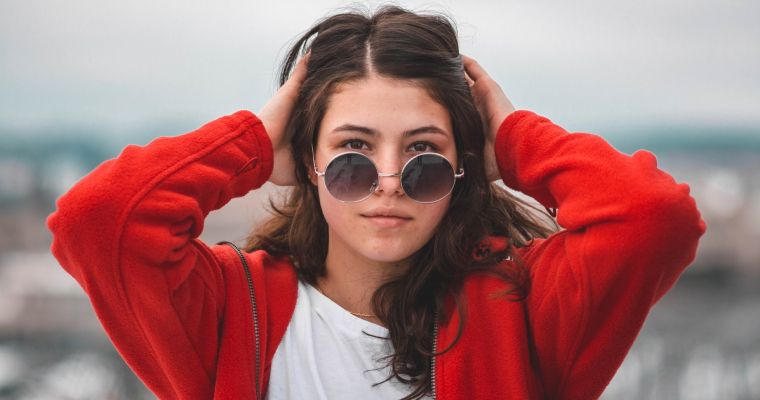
[{"left": 311, "top": 147, "right": 465, "bottom": 204}]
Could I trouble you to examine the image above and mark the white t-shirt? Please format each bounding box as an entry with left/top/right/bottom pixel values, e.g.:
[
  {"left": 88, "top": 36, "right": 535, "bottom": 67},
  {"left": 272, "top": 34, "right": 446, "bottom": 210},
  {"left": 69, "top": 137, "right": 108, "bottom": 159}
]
[{"left": 266, "top": 279, "right": 433, "bottom": 400}]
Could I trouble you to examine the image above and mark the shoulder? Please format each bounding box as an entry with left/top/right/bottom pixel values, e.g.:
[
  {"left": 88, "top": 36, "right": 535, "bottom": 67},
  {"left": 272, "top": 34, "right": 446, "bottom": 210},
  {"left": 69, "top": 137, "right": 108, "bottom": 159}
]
[
  {"left": 462, "top": 234, "right": 558, "bottom": 305},
  {"left": 211, "top": 243, "right": 298, "bottom": 315},
  {"left": 210, "top": 245, "right": 296, "bottom": 282}
]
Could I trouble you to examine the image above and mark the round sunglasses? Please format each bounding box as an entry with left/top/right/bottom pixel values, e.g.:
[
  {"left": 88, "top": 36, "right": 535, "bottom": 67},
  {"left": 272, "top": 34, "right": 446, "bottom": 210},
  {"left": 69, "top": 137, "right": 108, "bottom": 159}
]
[{"left": 312, "top": 150, "right": 465, "bottom": 203}]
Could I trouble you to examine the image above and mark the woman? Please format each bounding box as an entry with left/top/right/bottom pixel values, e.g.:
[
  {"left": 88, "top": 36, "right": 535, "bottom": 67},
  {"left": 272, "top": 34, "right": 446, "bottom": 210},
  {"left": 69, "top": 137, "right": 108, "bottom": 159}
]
[{"left": 46, "top": 4, "right": 706, "bottom": 400}]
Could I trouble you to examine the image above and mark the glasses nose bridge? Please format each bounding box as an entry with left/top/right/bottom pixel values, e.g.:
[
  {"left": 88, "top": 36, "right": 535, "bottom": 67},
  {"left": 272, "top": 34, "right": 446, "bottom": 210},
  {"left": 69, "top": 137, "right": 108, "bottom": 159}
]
[
  {"left": 377, "top": 171, "right": 402, "bottom": 178},
  {"left": 372, "top": 155, "right": 406, "bottom": 195}
]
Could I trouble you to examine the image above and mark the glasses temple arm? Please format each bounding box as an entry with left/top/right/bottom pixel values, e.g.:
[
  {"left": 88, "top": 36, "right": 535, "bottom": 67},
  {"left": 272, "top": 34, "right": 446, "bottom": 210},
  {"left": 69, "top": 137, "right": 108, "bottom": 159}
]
[{"left": 311, "top": 145, "right": 325, "bottom": 176}]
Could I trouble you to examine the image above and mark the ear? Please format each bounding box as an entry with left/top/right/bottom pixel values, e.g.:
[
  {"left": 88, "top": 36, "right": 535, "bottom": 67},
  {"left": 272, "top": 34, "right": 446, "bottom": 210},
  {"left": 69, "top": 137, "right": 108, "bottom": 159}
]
[
  {"left": 307, "top": 168, "right": 318, "bottom": 186},
  {"left": 306, "top": 149, "right": 319, "bottom": 186}
]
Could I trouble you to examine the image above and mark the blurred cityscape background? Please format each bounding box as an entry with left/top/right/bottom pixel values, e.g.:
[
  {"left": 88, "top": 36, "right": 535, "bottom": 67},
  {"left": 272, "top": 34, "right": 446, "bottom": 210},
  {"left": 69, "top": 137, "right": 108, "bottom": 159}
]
[{"left": 1, "top": 0, "right": 758, "bottom": 399}]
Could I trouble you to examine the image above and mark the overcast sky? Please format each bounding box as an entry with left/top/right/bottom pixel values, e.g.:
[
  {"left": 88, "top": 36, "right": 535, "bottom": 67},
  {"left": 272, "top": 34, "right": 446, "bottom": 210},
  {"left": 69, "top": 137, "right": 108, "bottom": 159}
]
[{"left": 1, "top": 0, "right": 758, "bottom": 141}]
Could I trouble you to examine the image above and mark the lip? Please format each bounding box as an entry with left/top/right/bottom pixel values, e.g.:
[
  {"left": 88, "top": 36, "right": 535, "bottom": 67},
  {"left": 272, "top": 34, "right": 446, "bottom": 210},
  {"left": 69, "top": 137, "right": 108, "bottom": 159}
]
[
  {"left": 360, "top": 207, "right": 413, "bottom": 228},
  {"left": 361, "top": 208, "right": 413, "bottom": 219},
  {"left": 362, "top": 215, "right": 412, "bottom": 228}
]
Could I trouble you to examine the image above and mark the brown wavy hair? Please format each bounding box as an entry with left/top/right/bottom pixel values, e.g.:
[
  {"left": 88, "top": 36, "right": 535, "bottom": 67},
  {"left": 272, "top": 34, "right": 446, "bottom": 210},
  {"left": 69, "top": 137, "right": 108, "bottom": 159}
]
[{"left": 245, "top": 4, "right": 559, "bottom": 399}]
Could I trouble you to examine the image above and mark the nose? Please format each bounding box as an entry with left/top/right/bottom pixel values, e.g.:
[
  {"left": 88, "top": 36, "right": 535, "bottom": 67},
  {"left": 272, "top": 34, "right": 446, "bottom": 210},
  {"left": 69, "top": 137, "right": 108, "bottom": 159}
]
[{"left": 372, "top": 157, "right": 405, "bottom": 197}]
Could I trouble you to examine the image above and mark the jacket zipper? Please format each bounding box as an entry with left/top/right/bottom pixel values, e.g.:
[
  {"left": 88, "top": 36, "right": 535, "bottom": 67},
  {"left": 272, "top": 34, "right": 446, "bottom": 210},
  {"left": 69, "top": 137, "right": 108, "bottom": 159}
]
[
  {"left": 431, "top": 308, "right": 439, "bottom": 399},
  {"left": 219, "top": 241, "right": 262, "bottom": 400}
]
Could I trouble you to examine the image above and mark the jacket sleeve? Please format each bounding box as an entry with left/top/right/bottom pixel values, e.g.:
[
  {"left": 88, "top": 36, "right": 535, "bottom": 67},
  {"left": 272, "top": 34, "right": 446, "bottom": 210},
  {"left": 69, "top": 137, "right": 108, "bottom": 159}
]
[
  {"left": 46, "top": 110, "right": 274, "bottom": 399},
  {"left": 495, "top": 110, "right": 706, "bottom": 399}
]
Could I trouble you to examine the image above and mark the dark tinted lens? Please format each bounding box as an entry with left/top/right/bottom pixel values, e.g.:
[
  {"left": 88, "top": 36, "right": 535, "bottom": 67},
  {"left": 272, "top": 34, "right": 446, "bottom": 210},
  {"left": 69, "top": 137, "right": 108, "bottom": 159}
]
[
  {"left": 401, "top": 154, "right": 456, "bottom": 202},
  {"left": 324, "top": 153, "right": 378, "bottom": 201}
]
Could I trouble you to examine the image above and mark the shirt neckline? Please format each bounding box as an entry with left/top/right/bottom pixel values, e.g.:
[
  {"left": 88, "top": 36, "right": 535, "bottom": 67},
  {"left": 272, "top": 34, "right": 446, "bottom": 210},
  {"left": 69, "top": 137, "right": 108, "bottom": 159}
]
[{"left": 302, "top": 280, "right": 389, "bottom": 337}]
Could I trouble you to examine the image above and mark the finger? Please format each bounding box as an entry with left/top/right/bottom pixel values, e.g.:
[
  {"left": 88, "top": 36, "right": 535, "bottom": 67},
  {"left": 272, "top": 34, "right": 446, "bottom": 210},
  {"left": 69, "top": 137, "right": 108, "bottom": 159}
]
[
  {"left": 287, "top": 51, "right": 311, "bottom": 85},
  {"left": 461, "top": 54, "right": 489, "bottom": 82},
  {"left": 464, "top": 70, "right": 475, "bottom": 87}
]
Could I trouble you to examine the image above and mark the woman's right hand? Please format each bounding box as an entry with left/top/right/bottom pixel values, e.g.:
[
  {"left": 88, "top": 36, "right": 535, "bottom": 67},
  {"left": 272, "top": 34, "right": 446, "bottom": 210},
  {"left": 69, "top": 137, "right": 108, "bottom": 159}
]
[{"left": 258, "top": 51, "right": 310, "bottom": 186}]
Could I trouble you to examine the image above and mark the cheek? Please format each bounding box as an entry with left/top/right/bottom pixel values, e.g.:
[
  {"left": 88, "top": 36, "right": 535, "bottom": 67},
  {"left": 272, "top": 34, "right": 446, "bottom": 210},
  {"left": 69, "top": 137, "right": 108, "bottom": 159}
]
[
  {"left": 317, "top": 183, "right": 356, "bottom": 232},
  {"left": 414, "top": 199, "right": 451, "bottom": 236}
]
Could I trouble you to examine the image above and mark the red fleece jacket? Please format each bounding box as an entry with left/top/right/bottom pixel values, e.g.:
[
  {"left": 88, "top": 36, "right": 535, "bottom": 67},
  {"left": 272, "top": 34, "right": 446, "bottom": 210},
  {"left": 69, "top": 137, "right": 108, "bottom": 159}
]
[{"left": 47, "top": 110, "right": 706, "bottom": 399}]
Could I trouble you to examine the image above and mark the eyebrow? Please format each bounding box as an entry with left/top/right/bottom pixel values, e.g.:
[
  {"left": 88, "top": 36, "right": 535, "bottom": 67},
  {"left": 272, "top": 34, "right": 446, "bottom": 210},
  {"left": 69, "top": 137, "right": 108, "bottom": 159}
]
[{"left": 330, "top": 123, "right": 449, "bottom": 137}]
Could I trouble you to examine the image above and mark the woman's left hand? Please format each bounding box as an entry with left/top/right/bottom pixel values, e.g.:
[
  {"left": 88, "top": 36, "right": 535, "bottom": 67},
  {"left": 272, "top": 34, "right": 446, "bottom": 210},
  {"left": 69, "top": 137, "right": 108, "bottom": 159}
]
[{"left": 462, "top": 54, "right": 516, "bottom": 182}]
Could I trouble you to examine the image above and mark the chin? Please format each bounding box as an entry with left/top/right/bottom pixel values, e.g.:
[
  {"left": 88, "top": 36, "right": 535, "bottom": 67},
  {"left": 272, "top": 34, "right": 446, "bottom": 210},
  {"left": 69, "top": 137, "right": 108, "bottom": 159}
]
[{"left": 359, "top": 237, "right": 424, "bottom": 264}]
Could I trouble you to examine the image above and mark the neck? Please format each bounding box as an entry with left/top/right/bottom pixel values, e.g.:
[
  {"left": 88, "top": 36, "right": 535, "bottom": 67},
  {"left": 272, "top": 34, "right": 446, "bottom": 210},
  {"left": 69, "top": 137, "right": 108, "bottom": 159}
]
[{"left": 316, "top": 234, "right": 411, "bottom": 326}]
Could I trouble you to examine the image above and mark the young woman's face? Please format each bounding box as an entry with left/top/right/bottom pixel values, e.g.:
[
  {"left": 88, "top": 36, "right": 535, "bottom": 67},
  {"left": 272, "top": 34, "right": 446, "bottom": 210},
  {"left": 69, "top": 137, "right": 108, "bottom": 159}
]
[{"left": 312, "top": 74, "right": 457, "bottom": 265}]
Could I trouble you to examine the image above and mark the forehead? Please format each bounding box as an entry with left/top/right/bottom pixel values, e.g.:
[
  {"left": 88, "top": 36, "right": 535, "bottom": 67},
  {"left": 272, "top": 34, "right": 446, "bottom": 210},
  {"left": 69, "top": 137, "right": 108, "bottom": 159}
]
[{"left": 318, "top": 75, "right": 453, "bottom": 141}]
